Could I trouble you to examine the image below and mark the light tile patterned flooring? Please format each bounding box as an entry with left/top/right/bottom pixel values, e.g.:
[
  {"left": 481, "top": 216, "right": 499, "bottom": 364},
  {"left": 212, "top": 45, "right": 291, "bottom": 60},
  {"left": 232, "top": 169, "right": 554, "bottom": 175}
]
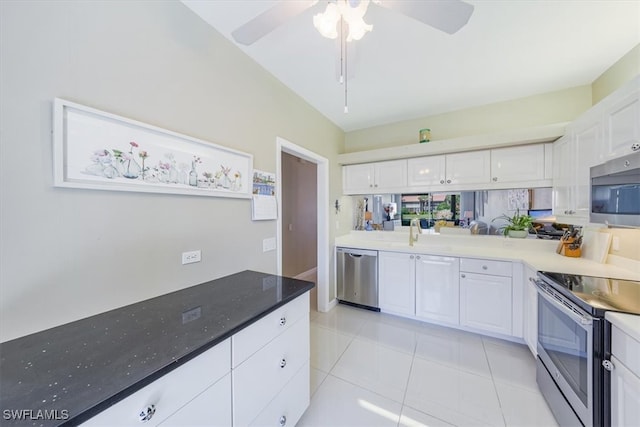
[{"left": 298, "top": 303, "right": 559, "bottom": 427}]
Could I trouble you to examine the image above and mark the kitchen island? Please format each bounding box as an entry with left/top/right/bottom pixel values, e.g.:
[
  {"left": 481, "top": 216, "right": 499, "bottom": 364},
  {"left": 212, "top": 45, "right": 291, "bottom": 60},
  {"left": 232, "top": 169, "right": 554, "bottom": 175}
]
[{"left": 0, "top": 271, "right": 314, "bottom": 426}]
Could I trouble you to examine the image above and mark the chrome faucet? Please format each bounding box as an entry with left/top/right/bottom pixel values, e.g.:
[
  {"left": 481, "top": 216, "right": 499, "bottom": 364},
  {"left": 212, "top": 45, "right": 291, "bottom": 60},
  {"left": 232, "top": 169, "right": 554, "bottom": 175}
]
[{"left": 409, "top": 218, "right": 422, "bottom": 246}]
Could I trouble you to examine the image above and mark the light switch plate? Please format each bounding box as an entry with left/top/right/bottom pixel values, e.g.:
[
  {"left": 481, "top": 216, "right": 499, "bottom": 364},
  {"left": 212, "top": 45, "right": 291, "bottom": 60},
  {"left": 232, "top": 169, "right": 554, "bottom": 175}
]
[{"left": 263, "top": 237, "right": 276, "bottom": 252}]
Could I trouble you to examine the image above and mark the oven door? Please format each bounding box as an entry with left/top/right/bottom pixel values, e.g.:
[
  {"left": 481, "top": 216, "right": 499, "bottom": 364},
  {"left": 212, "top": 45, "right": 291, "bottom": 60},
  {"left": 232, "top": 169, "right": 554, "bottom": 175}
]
[{"left": 536, "top": 282, "right": 594, "bottom": 427}]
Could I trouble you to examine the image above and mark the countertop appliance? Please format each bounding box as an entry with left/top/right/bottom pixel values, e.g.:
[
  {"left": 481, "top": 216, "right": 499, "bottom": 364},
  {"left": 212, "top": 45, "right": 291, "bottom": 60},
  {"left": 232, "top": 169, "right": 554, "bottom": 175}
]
[
  {"left": 533, "top": 271, "right": 640, "bottom": 427},
  {"left": 336, "top": 247, "right": 379, "bottom": 311},
  {"left": 590, "top": 151, "right": 640, "bottom": 227}
]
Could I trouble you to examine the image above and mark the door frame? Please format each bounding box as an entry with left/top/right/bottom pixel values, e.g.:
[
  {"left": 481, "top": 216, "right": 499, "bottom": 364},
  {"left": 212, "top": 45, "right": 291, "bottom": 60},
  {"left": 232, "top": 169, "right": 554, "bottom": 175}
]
[{"left": 276, "top": 137, "right": 331, "bottom": 312}]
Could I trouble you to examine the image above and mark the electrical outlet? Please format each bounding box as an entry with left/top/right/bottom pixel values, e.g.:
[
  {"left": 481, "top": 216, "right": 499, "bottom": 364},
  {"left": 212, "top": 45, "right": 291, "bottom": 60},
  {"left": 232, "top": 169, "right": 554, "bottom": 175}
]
[{"left": 181, "top": 250, "right": 201, "bottom": 265}]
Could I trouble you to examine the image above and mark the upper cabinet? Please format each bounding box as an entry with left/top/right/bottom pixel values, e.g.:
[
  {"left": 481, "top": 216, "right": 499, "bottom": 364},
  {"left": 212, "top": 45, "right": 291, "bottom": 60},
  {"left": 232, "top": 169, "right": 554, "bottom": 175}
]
[
  {"left": 343, "top": 159, "right": 407, "bottom": 194},
  {"left": 490, "top": 144, "right": 547, "bottom": 183},
  {"left": 407, "top": 151, "right": 491, "bottom": 190},
  {"left": 603, "top": 85, "right": 640, "bottom": 160}
]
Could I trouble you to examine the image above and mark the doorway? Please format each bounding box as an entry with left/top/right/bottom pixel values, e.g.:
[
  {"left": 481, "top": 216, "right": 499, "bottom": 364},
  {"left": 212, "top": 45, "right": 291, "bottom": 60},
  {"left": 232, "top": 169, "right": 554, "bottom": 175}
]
[{"left": 276, "top": 137, "right": 330, "bottom": 312}]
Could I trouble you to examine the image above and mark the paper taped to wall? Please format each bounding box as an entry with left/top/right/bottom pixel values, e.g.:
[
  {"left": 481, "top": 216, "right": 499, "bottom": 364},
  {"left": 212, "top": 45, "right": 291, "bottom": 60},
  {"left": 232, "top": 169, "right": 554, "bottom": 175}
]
[{"left": 252, "top": 195, "right": 277, "bottom": 220}]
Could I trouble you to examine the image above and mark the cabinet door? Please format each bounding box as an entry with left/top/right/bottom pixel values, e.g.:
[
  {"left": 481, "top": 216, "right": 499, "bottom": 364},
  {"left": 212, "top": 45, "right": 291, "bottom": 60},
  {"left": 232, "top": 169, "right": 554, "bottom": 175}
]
[
  {"left": 610, "top": 355, "right": 640, "bottom": 427},
  {"left": 460, "top": 272, "right": 512, "bottom": 336},
  {"left": 415, "top": 255, "right": 459, "bottom": 325},
  {"left": 407, "top": 155, "right": 446, "bottom": 187},
  {"left": 523, "top": 266, "right": 538, "bottom": 356},
  {"left": 378, "top": 252, "right": 415, "bottom": 317},
  {"left": 491, "top": 145, "right": 545, "bottom": 183},
  {"left": 343, "top": 164, "right": 374, "bottom": 194},
  {"left": 604, "top": 87, "right": 640, "bottom": 160},
  {"left": 573, "top": 119, "right": 602, "bottom": 219},
  {"left": 446, "top": 150, "right": 491, "bottom": 185},
  {"left": 552, "top": 135, "right": 574, "bottom": 217},
  {"left": 375, "top": 159, "right": 407, "bottom": 192},
  {"left": 159, "top": 374, "right": 231, "bottom": 427}
]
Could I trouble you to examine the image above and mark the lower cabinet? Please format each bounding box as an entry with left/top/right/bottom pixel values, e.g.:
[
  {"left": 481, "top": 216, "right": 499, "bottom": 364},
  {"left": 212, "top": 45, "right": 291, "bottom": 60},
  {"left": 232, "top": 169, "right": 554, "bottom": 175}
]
[
  {"left": 609, "top": 324, "right": 640, "bottom": 427},
  {"left": 459, "top": 258, "right": 513, "bottom": 336},
  {"left": 81, "top": 293, "right": 310, "bottom": 427},
  {"left": 378, "top": 251, "right": 416, "bottom": 316},
  {"left": 415, "top": 255, "right": 460, "bottom": 326},
  {"left": 523, "top": 265, "right": 538, "bottom": 356}
]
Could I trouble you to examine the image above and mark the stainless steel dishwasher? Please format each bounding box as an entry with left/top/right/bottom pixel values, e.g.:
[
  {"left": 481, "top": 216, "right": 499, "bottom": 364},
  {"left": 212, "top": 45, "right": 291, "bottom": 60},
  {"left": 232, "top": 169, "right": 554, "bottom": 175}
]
[{"left": 336, "top": 247, "right": 379, "bottom": 311}]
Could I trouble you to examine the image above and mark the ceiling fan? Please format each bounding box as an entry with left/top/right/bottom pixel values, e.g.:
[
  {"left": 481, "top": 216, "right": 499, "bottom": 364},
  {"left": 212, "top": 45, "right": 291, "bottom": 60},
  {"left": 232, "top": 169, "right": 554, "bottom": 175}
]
[{"left": 231, "top": 0, "right": 475, "bottom": 46}]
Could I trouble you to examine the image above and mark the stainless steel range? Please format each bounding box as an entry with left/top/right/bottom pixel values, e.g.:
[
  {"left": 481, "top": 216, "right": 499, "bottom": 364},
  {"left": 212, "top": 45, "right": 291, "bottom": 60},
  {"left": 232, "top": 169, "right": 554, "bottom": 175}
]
[{"left": 533, "top": 272, "right": 640, "bottom": 427}]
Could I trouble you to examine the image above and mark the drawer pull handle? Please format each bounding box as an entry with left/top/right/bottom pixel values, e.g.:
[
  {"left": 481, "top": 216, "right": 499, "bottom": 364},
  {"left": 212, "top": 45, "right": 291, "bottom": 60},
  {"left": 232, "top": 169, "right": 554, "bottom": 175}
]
[
  {"left": 279, "top": 317, "right": 286, "bottom": 326},
  {"left": 461, "top": 274, "right": 466, "bottom": 278},
  {"left": 280, "top": 415, "right": 287, "bottom": 426},
  {"left": 482, "top": 265, "right": 488, "bottom": 270},
  {"left": 280, "top": 358, "right": 287, "bottom": 368},
  {"left": 138, "top": 404, "right": 156, "bottom": 422}
]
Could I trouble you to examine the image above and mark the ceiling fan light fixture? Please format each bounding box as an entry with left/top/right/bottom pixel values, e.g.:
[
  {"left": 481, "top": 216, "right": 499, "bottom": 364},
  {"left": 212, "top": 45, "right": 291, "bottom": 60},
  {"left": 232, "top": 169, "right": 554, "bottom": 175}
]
[
  {"left": 313, "top": 0, "right": 372, "bottom": 41},
  {"left": 313, "top": 3, "right": 340, "bottom": 39}
]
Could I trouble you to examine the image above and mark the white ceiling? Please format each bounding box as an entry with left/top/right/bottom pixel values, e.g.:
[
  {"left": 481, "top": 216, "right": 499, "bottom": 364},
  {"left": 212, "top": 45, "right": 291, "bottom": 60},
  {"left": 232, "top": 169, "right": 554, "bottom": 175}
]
[{"left": 182, "top": 0, "right": 640, "bottom": 132}]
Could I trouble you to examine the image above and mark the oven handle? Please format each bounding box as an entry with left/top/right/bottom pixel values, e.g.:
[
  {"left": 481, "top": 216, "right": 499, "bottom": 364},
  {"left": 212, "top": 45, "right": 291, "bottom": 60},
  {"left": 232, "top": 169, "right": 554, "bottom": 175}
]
[{"left": 531, "top": 278, "right": 593, "bottom": 328}]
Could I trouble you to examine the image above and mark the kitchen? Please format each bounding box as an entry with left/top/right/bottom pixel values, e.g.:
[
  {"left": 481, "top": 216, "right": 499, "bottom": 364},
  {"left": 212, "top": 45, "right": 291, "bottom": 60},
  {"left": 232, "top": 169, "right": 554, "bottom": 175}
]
[{"left": 1, "top": 1, "right": 639, "bottom": 426}]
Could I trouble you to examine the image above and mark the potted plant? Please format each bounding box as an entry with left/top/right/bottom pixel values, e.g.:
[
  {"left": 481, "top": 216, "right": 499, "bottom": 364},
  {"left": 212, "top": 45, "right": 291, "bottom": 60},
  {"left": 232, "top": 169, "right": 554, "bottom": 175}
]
[{"left": 493, "top": 209, "right": 535, "bottom": 238}]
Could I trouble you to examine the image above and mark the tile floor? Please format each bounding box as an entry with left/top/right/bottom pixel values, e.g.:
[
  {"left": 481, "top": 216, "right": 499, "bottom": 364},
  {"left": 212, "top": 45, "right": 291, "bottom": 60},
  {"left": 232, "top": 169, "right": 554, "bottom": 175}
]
[{"left": 298, "top": 303, "right": 558, "bottom": 427}]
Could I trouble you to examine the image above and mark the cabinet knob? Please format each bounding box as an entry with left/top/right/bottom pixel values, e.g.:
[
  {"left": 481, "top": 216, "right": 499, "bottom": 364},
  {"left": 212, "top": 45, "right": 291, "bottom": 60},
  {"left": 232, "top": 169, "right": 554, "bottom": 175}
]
[
  {"left": 374, "top": 184, "right": 378, "bottom": 187},
  {"left": 409, "top": 255, "right": 414, "bottom": 259},
  {"left": 631, "top": 143, "right": 640, "bottom": 151},
  {"left": 482, "top": 265, "right": 488, "bottom": 270},
  {"left": 369, "top": 184, "right": 373, "bottom": 187},
  {"left": 280, "top": 358, "right": 287, "bottom": 368},
  {"left": 279, "top": 317, "right": 286, "bottom": 326},
  {"left": 138, "top": 404, "right": 156, "bottom": 422},
  {"left": 416, "top": 255, "right": 421, "bottom": 260},
  {"left": 446, "top": 179, "right": 452, "bottom": 184},
  {"left": 624, "top": 160, "right": 631, "bottom": 167},
  {"left": 279, "top": 415, "right": 287, "bottom": 426},
  {"left": 461, "top": 274, "right": 466, "bottom": 278},
  {"left": 440, "top": 180, "right": 445, "bottom": 184},
  {"left": 492, "top": 177, "right": 498, "bottom": 182}
]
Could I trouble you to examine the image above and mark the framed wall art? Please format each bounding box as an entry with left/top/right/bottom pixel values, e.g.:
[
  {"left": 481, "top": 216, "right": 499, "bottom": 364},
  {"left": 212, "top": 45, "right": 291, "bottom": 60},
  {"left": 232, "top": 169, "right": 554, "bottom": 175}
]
[{"left": 53, "top": 98, "right": 253, "bottom": 198}]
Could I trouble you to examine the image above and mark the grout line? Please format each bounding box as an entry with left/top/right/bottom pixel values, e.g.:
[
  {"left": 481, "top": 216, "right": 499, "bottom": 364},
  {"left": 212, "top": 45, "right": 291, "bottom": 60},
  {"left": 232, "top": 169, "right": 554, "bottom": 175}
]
[{"left": 481, "top": 338, "right": 508, "bottom": 427}]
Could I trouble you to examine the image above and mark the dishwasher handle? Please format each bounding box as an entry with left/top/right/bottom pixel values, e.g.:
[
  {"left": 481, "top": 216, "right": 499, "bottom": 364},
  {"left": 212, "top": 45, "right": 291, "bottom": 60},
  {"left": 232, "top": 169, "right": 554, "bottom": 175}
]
[{"left": 337, "top": 247, "right": 378, "bottom": 257}]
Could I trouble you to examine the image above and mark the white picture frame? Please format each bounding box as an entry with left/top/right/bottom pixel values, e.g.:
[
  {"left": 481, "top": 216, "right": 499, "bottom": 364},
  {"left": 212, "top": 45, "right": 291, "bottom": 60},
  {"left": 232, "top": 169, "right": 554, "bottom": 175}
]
[{"left": 53, "top": 98, "right": 253, "bottom": 199}]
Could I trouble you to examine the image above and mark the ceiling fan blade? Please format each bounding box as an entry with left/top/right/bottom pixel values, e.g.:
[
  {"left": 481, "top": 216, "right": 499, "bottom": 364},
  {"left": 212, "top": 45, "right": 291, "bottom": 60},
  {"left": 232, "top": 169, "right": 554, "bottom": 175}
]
[
  {"left": 378, "top": 0, "right": 474, "bottom": 34},
  {"left": 231, "top": 1, "right": 317, "bottom": 45}
]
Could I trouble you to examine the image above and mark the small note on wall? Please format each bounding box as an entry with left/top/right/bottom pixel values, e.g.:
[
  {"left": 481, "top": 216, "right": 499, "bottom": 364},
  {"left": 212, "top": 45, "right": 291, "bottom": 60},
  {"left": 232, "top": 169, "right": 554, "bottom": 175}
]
[{"left": 252, "top": 195, "right": 277, "bottom": 220}]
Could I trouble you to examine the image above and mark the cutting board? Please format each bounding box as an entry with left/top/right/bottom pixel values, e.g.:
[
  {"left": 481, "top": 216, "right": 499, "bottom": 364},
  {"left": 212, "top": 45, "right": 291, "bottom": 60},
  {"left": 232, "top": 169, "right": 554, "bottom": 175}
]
[{"left": 581, "top": 230, "right": 612, "bottom": 263}]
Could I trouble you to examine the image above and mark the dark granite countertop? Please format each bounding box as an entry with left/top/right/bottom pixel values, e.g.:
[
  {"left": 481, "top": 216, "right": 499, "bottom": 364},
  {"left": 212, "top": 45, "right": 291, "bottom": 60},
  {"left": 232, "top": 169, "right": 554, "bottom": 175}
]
[{"left": 0, "top": 270, "right": 314, "bottom": 426}]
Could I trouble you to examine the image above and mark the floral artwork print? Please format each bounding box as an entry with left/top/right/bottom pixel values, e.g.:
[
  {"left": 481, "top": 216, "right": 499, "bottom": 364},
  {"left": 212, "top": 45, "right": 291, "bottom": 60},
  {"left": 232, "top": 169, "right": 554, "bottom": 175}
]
[{"left": 84, "top": 141, "right": 244, "bottom": 192}]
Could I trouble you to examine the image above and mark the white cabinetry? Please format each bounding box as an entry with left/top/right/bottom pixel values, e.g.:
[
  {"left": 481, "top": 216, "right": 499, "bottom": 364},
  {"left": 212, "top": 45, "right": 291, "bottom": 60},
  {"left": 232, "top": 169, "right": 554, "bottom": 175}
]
[
  {"left": 343, "top": 160, "right": 407, "bottom": 194},
  {"left": 82, "top": 294, "right": 310, "bottom": 427},
  {"left": 523, "top": 265, "right": 538, "bottom": 356},
  {"left": 490, "top": 144, "right": 548, "bottom": 184},
  {"left": 232, "top": 294, "right": 310, "bottom": 427},
  {"left": 82, "top": 339, "right": 232, "bottom": 427},
  {"left": 415, "top": 255, "right": 460, "bottom": 326},
  {"left": 407, "top": 155, "right": 446, "bottom": 187},
  {"left": 459, "top": 258, "right": 513, "bottom": 336},
  {"left": 602, "top": 79, "right": 640, "bottom": 160},
  {"left": 378, "top": 251, "right": 416, "bottom": 316},
  {"left": 609, "top": 323, "right": 640, "bottom": 427},
  {"left": 552, "top": 115, "right": 602, "bottom": 223},
  {"left": 445, "top": 150, "right": 491, "bottom": 186},
  {"left": 407, "top": 150, "right": 490, "bottom": 191}
]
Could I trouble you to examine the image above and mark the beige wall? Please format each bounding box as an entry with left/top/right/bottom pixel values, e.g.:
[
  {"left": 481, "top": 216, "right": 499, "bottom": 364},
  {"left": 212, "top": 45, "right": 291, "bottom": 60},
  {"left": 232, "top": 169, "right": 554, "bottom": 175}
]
[
  {"left": 344, "top": 86, "right": 592, "bottom": 152},
  {"left": 0, "top": 1, "right": 343, "bottom": 342},
  {"left": 592, "top": 44, "right": 640, "bottom": 105}
]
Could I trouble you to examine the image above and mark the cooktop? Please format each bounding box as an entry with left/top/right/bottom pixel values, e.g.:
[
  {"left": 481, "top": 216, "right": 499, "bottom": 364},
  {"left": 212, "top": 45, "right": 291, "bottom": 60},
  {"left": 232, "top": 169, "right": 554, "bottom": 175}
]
[{"left": 539, "top": 271, "right": 640, "bottom": 317}]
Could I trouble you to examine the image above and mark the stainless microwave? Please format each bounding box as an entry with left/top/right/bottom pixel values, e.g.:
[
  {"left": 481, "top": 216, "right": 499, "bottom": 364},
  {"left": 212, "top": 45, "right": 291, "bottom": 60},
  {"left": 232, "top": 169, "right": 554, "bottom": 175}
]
[{"left": 590, "top": 151, "right": 640, "bottom": 227}]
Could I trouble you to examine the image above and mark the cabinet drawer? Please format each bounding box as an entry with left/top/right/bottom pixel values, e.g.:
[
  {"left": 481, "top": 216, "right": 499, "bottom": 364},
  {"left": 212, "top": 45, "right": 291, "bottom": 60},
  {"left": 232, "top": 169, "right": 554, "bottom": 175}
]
[
  {"left": 460, "top": 258, "right": 512, "bottom": 277},
  {"left": 158, "top": 374, "right": 231, "bottom": 427},
  {"left": 250, "top": 362, "right": 310, "bottom": 427},
  {"left": 233, "top": 293, "right": 308, "bottom": 368},
  {"left": 232, "top": 314, "right": 309, "bottom": 426},
  {"left": 612, "top": 325, "right": 640, "bottom": 377},
  {"left": 82, "top": 339, "right": 231, "bottom": 426}
]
